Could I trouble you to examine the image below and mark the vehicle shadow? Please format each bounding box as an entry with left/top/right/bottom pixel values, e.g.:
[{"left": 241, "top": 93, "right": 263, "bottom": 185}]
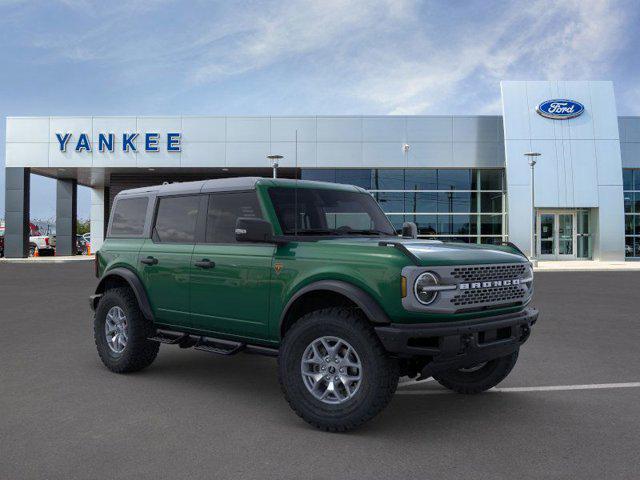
[{"left": 133, "top": 347, "right": 553, "bottom": 435}]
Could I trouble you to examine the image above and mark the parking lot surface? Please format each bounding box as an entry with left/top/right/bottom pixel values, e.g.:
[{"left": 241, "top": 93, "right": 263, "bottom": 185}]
[{"left": 1, "top": 263, "right": 639, "bottom": 479}]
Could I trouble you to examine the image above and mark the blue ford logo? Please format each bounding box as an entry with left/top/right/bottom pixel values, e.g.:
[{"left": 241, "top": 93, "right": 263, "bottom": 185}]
[{"left": 536, "top": 99, "right": 584, "bottom": 120}]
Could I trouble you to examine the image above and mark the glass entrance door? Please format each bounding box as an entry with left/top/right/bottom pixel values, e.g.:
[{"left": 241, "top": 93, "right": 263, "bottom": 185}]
[
  {"left": 557, "top": 214, "right": 574, "bottom": 257},
  {"left": 539, "top": 214, "right": 555, "bottom": 256},
  {"left": 537, "top": 211, "right": 577, "bottom": 260}
]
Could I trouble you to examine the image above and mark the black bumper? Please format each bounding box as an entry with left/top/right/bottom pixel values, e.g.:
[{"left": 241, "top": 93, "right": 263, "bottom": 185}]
[{"left": 375, "top": 307, "right": 538, "bottom": 376}]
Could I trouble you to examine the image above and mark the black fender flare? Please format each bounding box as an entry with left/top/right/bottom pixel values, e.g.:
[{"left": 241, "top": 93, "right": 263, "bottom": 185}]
[
  {"left": 92, "top": 267, "right": 154, "bottom": 321},
  {"left": 280, "top": 280, "right": 391, "bottom": 331}
]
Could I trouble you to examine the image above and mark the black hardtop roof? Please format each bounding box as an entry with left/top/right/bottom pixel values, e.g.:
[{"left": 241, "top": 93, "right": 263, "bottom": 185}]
[{"left": 115, "top": 177, "right": 364, "bottom": 198}]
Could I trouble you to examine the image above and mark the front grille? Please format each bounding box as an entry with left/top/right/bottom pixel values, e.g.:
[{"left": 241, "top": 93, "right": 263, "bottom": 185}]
[
  {"left": 451, "top": 264, "right": 527, "bottom": 283},
  {"left": 451, "top": 285, "right": 525, "bottom": 307},
  {"left": 401, "top": 262, "right": 533, "bottom": 314}
]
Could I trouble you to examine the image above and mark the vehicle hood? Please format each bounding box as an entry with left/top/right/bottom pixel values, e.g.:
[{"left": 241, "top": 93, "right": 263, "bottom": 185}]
[
  {"left": 315, "top": 237, "right": 528, "bottom": 266},
  {"left": 398, "top": 240, "right": 527, "bottom": 266}
]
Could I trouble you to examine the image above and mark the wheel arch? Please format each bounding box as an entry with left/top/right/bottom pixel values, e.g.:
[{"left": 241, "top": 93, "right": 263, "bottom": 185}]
[
  {"left": 279, "top": 280, "right": 391, "bottom": 338},
  {"left": 93, "top": 267, "right": 154, "bottom": 321}
]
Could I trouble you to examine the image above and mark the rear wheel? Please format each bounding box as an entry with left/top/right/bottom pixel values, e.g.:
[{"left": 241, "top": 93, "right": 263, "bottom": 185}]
[
  {"left": 278, "top": 308, "right": 399, "bottom": 432},
  {"left": 433, "top": 350, "right": 519, "bottom": 394},
  {"left": 94, "top": 287, "right": 160, "bottom": 373}
]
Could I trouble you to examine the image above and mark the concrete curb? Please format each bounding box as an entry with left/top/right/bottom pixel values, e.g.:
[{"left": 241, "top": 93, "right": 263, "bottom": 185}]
[
  {"left": 534, "top": 268, "right": 640, "bottom": 272},
  {"left": 0, "top": 256, "right": 94, "bottom": 264},
  {"left": 534, "top": 261, "right": 640, "bottom": 272}
]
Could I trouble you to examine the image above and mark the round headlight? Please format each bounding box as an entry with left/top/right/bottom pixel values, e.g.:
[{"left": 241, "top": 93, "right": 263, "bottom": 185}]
[{"left": 414, "top": 272, "right": 439, "bottom": 305}]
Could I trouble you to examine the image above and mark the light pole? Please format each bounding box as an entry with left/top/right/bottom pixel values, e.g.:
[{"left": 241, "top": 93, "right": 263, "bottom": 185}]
[
  {"left": 267, "top": 155, "right": 283, "bottom": 179},
  {"left": 525, "top": 152, "right": 541, "bottom": 265}
]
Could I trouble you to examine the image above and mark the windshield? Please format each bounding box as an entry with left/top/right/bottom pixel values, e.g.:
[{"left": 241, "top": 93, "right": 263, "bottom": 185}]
[{"left": 268, "top": 187, "right": 396, "bottom": 236}]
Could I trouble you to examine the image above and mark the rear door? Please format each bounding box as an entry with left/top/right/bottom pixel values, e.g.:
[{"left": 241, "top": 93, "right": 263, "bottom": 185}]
[
  {"left": 139, "top": 194, "right": 202, "bottom": 329},
  {"left": 190, "top": 191, "right": 274, "bottom": 339}
]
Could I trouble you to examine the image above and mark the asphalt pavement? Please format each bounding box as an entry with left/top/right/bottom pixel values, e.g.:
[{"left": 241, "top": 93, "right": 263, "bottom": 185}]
[{"left": 1, "top": 262, "right": 639, "bottom": 479}]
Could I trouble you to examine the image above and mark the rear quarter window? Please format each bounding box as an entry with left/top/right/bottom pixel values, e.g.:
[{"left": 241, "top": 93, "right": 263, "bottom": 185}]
[
  {"left": 153, "top": 195, "right": 200, "bottom": 244},
  {"left": 109, "top": 197, "right": 149, "bottom": 237}
]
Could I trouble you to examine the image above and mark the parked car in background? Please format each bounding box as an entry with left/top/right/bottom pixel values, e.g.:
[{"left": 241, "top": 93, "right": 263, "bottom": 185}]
[
  {"left": 76, "top": 235, "right": 89, "bottom": 255},
  {"left": 29, "top": 223, "right": 55, "bottom": 256}
]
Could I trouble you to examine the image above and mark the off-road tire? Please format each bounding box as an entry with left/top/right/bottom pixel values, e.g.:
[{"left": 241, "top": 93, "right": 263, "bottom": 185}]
[
  {"left": 433, "top": 350, "right": 519, "bottom": 394},
  {"left": 94, "top": 287, "right": 160, "bottom": 373},
  {"left": 278, "top": 307, "right": 399, "bottom": 432}
]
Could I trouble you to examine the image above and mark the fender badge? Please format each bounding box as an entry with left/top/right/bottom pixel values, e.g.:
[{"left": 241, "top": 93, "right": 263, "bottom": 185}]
[{"left": 274, "top": 262, "right": 283, "bottom": 274}]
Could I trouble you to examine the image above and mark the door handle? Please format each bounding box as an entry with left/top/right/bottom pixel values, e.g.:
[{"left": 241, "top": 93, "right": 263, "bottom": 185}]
[
  {"left": 140, "top": 256, "right": 158, "bottom": 265},
  {"left": 194, "top": 259, "right": 215, "bottom": 269}
]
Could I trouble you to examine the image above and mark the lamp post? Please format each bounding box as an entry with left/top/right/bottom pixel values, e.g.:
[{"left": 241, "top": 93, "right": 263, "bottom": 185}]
[
  {"left": 524, "top": 152, "right": 541, "bottom": 265},
  {"left": 267, "top": 155, "right": 283, "bottom": 179}
]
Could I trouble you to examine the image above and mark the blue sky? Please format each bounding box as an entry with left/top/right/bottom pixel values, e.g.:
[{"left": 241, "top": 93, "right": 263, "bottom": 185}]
[{"left": 1, "top": 0, "right": 639, "bottom": 220}]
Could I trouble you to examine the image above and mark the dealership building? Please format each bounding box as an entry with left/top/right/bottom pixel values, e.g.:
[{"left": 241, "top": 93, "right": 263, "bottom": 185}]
[{"left": 4, "top": 80, "right": 640, "bottom": 260}]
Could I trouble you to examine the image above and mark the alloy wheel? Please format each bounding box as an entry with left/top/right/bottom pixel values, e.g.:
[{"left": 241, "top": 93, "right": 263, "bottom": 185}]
[
  {"left": 300, "top": 336, "right": 363, "bottom": 405},
  {"left": 105, "top": 306, "right": 128, "bottom": 354}
]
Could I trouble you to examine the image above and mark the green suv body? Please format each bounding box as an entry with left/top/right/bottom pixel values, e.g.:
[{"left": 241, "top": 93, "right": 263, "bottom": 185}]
[{"left": 91, "top": 177, "right": 537, "bottom": 431}]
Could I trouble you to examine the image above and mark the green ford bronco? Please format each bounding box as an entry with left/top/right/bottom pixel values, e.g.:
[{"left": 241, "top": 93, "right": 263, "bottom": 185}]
[{"left": 91, "top": 177, "right": 537, "bottom": 431}]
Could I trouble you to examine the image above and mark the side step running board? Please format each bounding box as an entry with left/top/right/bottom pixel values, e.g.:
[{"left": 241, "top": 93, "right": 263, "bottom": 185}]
[
  {"left": 194, "top": 337, "right": 245, "bottom": 356},
  {"left": 148, "top": 329, "right": 189, "bottom": 345},
  {"left": 148, "top": 328, "right": 278, "bottom": 357}
]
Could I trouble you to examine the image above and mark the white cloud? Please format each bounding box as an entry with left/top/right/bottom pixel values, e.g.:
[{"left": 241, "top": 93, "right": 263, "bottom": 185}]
[
  {"left": 12, "top": 0, "right": 634, "bottom": 114},
  {"left": 188, "top": 0, "right": 416, "bottom": 85},
  {"left": 349, "top": 0, "right": 629, "bottom": 113}
]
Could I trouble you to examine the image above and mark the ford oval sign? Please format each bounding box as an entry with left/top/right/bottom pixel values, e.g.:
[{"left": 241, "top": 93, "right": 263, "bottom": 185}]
[{"left": 536, "top": 99, "right": 584, "bottom": 120}]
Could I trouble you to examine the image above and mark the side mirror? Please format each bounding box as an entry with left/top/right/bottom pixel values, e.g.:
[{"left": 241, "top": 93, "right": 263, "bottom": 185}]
[
  {"left": 235, "top": 218, "right": 274, "bottom": 243},
  {"left": 401, "top": 221, "right": 418, "bottom": 239}
]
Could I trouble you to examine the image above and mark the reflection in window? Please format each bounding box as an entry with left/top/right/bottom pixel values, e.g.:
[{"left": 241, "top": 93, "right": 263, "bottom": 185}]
[
  {"left": 438, "top": 215, "right": 475, "bottom": 235},
  {"left": 336, "top": 170, "right": 371, "bottom": 189},
  {"left": 110, "top": 197, "right": 148, "bottom": 237},
  {"left": 437, "top": 169, "right": 472, "bottom": 190},
  {"left": 480, "top": 170, "right": 503, "bottom": 190},
  {"left": 405, "top": 170, "right": 437, "bottom": 190},
  {"left": 436, "top": 192, "right": 473, "bottom": 213},
  {"left": 623, "top": 169, "right": 640, "bottom": 258},
  {"left": 300, "top": 168, "right": 506, "bottom": 243},
  {"left": 154, "top": 195, "right": 200, "bottom": 243},
  {"left": 371, "top": 169, "right": 404, "bottom": 190},
  {"left": 374, "top": 192, "right": 404, "bottom": 213}
]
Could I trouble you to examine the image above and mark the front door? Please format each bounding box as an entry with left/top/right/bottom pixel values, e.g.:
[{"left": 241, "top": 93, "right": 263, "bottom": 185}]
[
  {"left": 190, "top": 191, "right": 274, "bottom": 340},
  {"left": 537, "top": 210, "right": 577, "bottom": 260}
]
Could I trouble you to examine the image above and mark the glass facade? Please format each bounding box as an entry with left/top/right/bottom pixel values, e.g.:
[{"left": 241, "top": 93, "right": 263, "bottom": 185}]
[
  {"left": 623, "top": 169, "right": 640, "bottom": 258},
  {"left": 301, "top": 169, "right": 506, "bottom": 244}
]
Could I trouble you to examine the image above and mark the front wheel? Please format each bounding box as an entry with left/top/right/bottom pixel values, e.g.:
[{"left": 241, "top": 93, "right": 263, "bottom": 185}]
[
  {"left": 278, "top": 308, "right": 399, "bottom": 432},
  {"left": 433, "top": 350, "right": 519, "bottom": 394}
]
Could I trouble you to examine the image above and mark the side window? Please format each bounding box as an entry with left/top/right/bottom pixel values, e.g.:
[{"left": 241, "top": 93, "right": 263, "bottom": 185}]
[
  {"left": 205, "top": 192, "right": 262, "bottom": 243},
  {"left": 110, "top": 197, "right": 149, "bottom": 237},
  {"left": 153, "top": 195, "right": 200, "bottom": 244}
]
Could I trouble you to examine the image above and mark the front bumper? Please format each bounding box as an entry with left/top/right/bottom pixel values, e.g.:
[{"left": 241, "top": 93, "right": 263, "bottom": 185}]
[{"left": 375, "top": 307, "right": 538, "bottom": 375}]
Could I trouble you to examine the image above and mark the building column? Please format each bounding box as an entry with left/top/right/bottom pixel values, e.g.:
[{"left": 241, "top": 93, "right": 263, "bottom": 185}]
[
  {"left": 595, "top": 186, "right": 625, "bottom": 261},
  {"left": 4, "top": 168, "right": 30, "bottom": 258},
  {"left": 55, "top": 179, "right": 77, "bottom": 256},
  {"left": 90, "top": 187, "right": 105, "bottom": 252}
]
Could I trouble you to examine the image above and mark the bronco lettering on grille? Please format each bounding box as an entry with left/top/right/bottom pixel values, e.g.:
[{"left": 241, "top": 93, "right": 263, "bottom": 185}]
[{"left": 459, "top": 279, "right": 521, "bottom": 290}]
